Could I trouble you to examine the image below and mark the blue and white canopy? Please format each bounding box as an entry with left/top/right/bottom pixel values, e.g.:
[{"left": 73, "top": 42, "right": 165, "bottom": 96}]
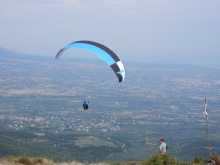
[{"left": 55, "top": 40, "right": 125, "bottom": 82}]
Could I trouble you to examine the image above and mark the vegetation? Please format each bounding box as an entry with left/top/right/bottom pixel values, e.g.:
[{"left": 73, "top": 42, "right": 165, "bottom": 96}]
[
  {"left": 17, "top": 157, "right": 34, "bottom": 165},
  {"left": 0, "top": 129, "right": 124, "bottom": 162},
  {"left": 1, "top": 154, "right": 220, "bottom": 165},
  {"left": 142, "top": 153, "right": 176, "bottom": 165},
  {"left": 193, "top": 156, "right": 207, "bottom": 164},
  {"left": 0, "top": 156, "right": 51, "bottom": 165},
  {"left": 211, "top": 155, "right": 220, "bottom": 165},
  {"left": 0, "top": 129, "right": 219, "bottom": 163}
]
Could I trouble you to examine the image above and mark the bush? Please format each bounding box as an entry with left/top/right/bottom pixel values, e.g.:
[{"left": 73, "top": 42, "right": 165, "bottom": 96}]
[
  {"left": 33, "top": 157, "right": 44, "bottom": 164},
  {"left": 193, "top": 156, "right": 206, "bottom": 164},
  {"left": 142, "top": 153, "right": 177, "bottom": 165},
  {"left": 17, "top": 156, "right": 33, "bottom": 165}
]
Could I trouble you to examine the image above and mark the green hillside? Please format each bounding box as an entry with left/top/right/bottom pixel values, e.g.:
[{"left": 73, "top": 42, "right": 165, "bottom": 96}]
[
  {"left": 0, "top": 129, "right": 123, "bottom": 162},
  {"left": 0, "top": 129, "right": 219, "bottom": 163}
]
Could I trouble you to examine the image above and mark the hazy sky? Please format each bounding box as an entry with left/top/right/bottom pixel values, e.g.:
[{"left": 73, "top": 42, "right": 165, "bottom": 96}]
[{"left": 0, "top": 0, "right": 220, "bottom": 66}]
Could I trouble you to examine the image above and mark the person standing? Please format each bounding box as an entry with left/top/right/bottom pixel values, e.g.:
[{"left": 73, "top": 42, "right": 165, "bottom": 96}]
[{"left": 159, "top": 139, "right": 166, "bottom": 154}]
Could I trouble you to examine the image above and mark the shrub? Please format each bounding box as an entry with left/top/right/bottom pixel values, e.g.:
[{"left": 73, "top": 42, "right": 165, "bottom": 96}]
[
  {"left": 17, "top": 156, "right": 33, "bottom": 165},
  {"left": 142, "top": 153, "right": 177, "bottom": 165},
  {"left": 33, "top": 157, "right": 44, "bottom": 164},
  {"left": 193, "top": 156, "right": 206, "bottom": 164}
]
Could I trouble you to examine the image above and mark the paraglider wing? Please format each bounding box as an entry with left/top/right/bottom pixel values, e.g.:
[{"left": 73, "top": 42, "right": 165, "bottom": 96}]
[{"left": 55, "top": 40, "right": 125, "bottom": 82}]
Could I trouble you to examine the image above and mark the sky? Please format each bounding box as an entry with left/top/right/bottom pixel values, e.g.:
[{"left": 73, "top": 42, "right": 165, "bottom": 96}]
[{"left": 0, "top": 0, "right": 220, "bottom": 67}]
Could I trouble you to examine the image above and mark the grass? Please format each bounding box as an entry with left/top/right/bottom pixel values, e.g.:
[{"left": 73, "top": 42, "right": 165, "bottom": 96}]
[
  {"left": 0, "top": 154, "right": 219, "bottom": 165},
  {"left": 0, "top": 156, "right": 52, "bottom": 165}
]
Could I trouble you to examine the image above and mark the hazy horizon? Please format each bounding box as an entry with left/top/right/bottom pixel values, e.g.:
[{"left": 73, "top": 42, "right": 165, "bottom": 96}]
[
  {"left": 1, "top": 44, "right": 220, "bottom": 70},
  {"left": 1, "top": 0, "right": 220, "bottom": 68}
]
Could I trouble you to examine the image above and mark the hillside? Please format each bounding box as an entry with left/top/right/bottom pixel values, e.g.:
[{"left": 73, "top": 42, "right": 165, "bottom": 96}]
[
  {"left": 0, "top": 46, "right": 220, "bottom": 162},
  {"left": 0, "top": 129, "right": 125, "bottom": 162}
]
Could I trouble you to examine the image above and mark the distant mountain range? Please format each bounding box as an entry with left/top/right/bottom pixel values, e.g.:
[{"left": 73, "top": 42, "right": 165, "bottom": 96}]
[
  {"left": 0, "top": 46, "right": 47, "bottom": 61},
  {"left": 0, "top": 46, "right": 110, "bottom": 65},
  {"left": 1, "top": 45, "right": 220, "bottom": 70}
]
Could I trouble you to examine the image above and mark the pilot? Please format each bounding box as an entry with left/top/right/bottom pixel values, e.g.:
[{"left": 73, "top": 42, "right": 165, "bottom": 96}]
[{"left": 83, "top": 100, "right": 89, "bottom": 110}]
